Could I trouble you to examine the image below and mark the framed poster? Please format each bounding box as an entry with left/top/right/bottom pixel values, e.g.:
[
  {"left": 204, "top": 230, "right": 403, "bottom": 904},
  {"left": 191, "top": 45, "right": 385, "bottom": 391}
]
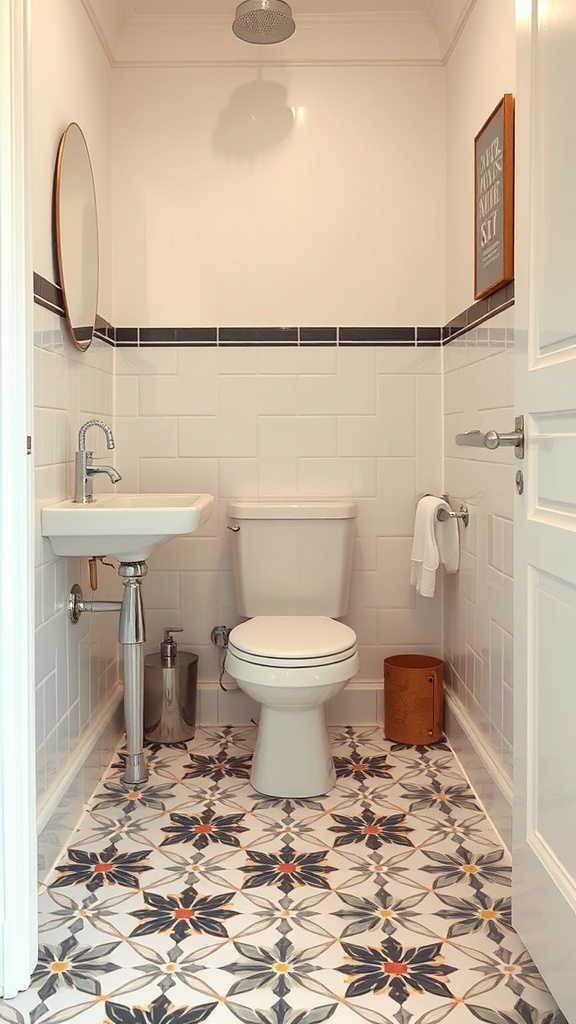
[{"left": 474, "top": 93, "right": 514, "bottom": 300}]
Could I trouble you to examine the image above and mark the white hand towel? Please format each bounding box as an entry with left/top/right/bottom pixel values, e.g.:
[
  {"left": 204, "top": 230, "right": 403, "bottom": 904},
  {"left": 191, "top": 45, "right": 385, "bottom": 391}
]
[{"left": 410, "top": 496, "right": 460, "bottom": 597}]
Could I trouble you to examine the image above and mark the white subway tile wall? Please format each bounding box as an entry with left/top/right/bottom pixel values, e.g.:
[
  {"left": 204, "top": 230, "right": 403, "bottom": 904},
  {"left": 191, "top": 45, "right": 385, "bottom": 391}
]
[
  {"left": 115, "top": 343, "right": 444, "bottom": 687},
  {"left": 34, "top": 303, "right": 121, "bottom": 870},
  {"left": 34, "top": 302, "right": 516, "bottom": 864},
  {"left": 443, "top": 308, "right": 515, "bottom": 830}
]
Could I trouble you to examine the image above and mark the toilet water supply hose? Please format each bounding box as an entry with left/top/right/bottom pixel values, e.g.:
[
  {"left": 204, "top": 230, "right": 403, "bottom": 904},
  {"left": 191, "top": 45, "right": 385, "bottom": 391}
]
[
  {"left": 211, "top": 625, "right": 233, "bottom": 691},
  {"left": 219, "top": 650, "right": 231, "bottom": 691}
]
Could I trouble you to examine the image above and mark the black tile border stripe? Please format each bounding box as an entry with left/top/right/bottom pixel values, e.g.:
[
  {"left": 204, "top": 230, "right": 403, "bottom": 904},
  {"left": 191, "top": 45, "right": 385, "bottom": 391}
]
[
  {"left": 33, "top": 272, "right": 65, "bottom": 316},
  {"left": 94, "top": 314, "right": 115, "bottom": 346},
  {"left": 417, "top": 326, "right": 442, "bottom": 342},
  {"left": 340, "top": 327, "right": 415, "bottom": 342},
  {"left": 140, "top": 327, "right": 217, "bottom": 344},
  {"left": 32, "top": 273, "right": 514, "bottom": 350},
  {"left": 300, "top": 327, "right": 337, "bottom": 342},
  {"left": 442, "top": 281, "right": 514, "bottom": 344},
  {"left": 115, "top": 327, "right": 138, "bottom": 345},
  {"left": 219, "top": 327, "right": 299, "bottom": 343}
]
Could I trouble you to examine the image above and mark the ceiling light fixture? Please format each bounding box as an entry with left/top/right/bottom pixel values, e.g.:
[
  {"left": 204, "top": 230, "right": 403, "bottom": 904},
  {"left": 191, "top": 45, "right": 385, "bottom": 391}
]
[{"left": 232, "top": 0, "right": 296, "bottom": 45}]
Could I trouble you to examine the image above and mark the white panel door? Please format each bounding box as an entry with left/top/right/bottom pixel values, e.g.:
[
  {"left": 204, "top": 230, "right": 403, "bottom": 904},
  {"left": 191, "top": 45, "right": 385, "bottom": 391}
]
[{"left": 514, "top": 1, "right": 576, "bottom": 1019}]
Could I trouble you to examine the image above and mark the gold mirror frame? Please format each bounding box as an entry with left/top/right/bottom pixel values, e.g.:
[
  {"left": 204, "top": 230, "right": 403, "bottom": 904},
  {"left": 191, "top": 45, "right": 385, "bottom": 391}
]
[{"left": 54, "top": 123, "right": 99, "bottom": 351}]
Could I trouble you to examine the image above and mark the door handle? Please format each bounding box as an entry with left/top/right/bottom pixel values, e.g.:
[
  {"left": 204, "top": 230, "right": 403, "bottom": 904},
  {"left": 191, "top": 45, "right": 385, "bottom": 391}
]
[{"left": 456, "top": 416, "right": 524, "bottom": 459}]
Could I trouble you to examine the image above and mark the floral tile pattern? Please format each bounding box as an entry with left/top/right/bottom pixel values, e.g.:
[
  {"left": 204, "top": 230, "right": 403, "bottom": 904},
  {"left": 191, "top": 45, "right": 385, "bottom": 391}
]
[{"left": 0, "top": 726, "right": 567, "bottom": 1024}]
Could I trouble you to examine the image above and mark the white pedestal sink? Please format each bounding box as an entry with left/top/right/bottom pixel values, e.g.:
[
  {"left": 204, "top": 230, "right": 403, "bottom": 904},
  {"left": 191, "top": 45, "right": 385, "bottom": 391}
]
[
  {"left": 41, "top": 492, "right": 214, "bottom": 561},
  {"left": 41, "top": 492, "right": 215, "bottom": 788}
]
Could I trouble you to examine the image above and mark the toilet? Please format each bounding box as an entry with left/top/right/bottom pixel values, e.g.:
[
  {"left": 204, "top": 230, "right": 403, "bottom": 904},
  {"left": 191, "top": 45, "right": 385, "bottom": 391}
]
[{"left": 225, "top": 499, "right": 359, "bottom": 797}]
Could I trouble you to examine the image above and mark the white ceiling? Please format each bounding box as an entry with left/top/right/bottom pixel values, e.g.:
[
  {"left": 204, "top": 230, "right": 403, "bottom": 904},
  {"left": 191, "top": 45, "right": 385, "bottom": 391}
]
[{"left": 82, "top": 0, "right": 476, "bottom": 65}]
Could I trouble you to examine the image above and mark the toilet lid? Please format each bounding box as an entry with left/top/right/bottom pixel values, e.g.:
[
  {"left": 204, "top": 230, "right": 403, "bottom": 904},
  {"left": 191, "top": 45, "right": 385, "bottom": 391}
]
[{"left": 228, "top": 616, "right": 357, "bottom": 668}]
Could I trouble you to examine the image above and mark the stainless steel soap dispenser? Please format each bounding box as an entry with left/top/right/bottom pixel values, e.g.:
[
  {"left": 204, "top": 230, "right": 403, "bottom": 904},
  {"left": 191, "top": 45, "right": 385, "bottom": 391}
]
[{"left": 143, "top": 627, "right": 198, "bottom": 743}]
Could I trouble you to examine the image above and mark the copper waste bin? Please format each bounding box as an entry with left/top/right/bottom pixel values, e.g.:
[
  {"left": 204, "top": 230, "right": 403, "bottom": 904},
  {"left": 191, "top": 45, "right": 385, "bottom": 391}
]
[{"left": 383, "top": 655, "right": 444, "bottom": 744}]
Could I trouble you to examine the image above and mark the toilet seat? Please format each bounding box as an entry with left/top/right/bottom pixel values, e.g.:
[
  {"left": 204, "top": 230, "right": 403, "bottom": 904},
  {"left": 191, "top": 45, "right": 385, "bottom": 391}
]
[{"left": 228, "top": 615, "right": 357, "bottom": 669}]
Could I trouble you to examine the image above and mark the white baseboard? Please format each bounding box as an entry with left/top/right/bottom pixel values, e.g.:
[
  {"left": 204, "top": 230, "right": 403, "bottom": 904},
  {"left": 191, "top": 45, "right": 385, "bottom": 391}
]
[
  {"left": 37, "top": 685, "right": 124, "bottom": 884},
  {"left": 197, "top": 680, "right": 384, "bottom": 726},
  {"left": 444, "top": 689, "right": 513, "bottom": 854},
  {"left": 326, "top": 681, "right": 383, "bottom": 726}
]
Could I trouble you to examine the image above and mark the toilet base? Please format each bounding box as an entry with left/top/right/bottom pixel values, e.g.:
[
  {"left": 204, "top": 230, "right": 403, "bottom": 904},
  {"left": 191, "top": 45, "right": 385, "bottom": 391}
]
[{"left": 250, "top": 704, "right": 335, "bottom": 798}]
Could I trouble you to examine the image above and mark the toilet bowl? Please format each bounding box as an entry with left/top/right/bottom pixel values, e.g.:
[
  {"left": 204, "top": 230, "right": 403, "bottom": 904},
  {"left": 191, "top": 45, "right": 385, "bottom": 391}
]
[
  {"left": 226, "top": 498, "right": 359, "bottom": 798},
  {"left": 227, "top": 615, "right": 359, "bottom": 797}
]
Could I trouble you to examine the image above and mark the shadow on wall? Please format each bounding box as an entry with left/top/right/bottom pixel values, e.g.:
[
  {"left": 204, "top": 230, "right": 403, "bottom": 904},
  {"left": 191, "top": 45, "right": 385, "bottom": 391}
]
[{"left": 212, "top": 78, "right": 295, "bottom": 159}]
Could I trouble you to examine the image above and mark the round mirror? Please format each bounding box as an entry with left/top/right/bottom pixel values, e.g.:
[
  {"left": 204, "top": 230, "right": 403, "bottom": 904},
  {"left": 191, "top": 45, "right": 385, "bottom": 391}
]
[{"left": 54, "top": 123, "right": 99, "bottom": 351}]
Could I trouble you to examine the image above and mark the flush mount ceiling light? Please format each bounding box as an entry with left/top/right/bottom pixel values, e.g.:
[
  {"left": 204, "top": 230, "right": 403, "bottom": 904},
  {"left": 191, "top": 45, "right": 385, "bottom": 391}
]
[{"left": 232, "top": 0, "right": 296, "bottom": 44}]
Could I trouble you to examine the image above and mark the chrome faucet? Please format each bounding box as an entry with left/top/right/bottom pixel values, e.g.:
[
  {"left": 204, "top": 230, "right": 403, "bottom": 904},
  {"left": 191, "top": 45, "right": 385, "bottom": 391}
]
[{"left": 74, "top": 419, "right": 122, "bottom": 503}]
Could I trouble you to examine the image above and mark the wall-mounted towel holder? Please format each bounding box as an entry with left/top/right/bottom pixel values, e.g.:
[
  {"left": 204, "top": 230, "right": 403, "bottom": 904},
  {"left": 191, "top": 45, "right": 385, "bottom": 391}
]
[{"left": 438, "top": 500, "right": 469, "bottom": 528}]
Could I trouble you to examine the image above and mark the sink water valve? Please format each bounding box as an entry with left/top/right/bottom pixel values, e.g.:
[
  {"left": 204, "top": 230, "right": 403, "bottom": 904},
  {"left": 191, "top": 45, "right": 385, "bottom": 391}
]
[
  {"left": 211, "top": 625, "right": 231, "bottom": 648},
  {"left": 88, "top": 555, "right": 115, "bottom": 591},
  {"left": 211, "top": 625, "right": 234, "bottom": 691}
]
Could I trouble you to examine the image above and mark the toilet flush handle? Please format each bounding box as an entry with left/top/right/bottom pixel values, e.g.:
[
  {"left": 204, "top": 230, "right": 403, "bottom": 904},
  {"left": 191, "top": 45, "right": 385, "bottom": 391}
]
[{"left": 227, "top": 524, "right": 240, "bottom": 532}]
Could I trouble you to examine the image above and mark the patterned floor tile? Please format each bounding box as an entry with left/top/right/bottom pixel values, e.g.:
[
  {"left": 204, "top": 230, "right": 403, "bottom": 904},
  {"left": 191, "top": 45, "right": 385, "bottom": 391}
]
[{"left": 0, "top": 726, "right": 568, "bottom": 1024}]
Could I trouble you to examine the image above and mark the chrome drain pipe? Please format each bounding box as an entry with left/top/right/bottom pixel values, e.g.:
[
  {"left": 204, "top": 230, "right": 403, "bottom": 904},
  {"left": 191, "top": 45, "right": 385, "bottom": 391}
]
[
  {"left": 121, "top": 643, "right": 146, "bottom": 786},
  {"left": 118, "top": 564, "right": 146, "bottom": 644},
  {"left": 68, "top": 584, "right": 122, "bottom": 622},
  {"left": 117, "top": 563, "right": 148, "bottom": 787},
  {"left": 68, "top": 559, "right": 149, "bottom": 788}
]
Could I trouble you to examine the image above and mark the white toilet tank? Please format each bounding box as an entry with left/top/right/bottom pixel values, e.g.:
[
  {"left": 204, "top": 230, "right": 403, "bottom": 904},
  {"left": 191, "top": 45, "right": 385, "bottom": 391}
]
[{"left": 227, "top": 499, "right": 358, "bottom": 617}]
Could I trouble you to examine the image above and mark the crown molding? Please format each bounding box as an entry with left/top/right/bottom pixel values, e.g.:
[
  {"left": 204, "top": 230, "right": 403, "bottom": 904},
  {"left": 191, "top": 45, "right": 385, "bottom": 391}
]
[
  {"left": 428, "top": 0, "right": 477, "bottom": 62},
  {"left": 105, "top": 58, "right": 445, "bottom": 70},
  {"left": 81, "top": 0, "right": 474, "bottom": 67},
  {"left": 81, "top": 0, "right": 130, "bottom": 64}
]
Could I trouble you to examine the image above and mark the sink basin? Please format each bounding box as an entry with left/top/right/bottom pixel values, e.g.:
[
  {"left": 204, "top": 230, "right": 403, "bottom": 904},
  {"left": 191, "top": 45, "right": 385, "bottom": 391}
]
[{"left": 42, "top": 492, "right": 215, "bottom": 561}]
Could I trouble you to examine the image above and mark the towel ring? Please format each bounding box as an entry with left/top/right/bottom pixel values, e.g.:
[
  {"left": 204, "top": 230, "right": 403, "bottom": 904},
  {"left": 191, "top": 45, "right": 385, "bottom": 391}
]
[{"left": 437, "top": 503, "right": 469, "bottom": 528}]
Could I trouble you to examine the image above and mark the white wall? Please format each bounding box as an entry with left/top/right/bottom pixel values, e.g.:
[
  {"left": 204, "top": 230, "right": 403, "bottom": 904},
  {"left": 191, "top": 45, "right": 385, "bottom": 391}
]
[
  {"left": 109, "top": 59, "right": 446, "bottom": 707},
  {"left": 33, "top": 305, "right": 122, "bottom": 875},
  {"left": 111, "top": 65, "right": 446, "bottom": 326},
  {"left": 32, "top": 0, "right": 120, "bottom": 874},
  {"left": 115, "top": 343, "right": 443, "bottom": 713},
  {"left": 445, "top": 0, "right": 516, "bottom": 320},
  {"left": 443, "top": 0, "right": 516, "bottom": 849},
  {"left": 32, "top": 0, "right": 112, "bottom": 314},
  {"left": 443, "top": 310, "right": 515, "bottom": 847}
]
